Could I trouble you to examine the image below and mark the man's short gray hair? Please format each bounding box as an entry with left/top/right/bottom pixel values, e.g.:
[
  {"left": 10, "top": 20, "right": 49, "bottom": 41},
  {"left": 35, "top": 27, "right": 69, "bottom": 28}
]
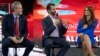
[{"left": 11, "top": 1, "right": 21, "bottom": 10}]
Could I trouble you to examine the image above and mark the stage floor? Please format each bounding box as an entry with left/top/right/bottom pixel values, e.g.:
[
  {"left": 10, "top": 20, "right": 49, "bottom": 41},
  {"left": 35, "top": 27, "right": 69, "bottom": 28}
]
[{"left": 0, "top": 44, "right": 100, "bottom": 56}]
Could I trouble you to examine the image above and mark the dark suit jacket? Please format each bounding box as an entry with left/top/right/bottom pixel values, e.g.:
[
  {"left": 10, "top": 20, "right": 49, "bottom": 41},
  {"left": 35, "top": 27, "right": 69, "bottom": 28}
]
[
  {"left": 2, "top": 14, "right": 28, "bottom": 39},
  {"left": 42, "top": 16, "right": 67, "bottom": 40}
]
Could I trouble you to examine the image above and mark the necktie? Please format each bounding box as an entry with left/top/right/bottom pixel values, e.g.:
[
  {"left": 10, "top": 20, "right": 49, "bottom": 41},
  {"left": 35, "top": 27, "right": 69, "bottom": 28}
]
[{"left": 14, "top": 16, "right": 20, "bottom": 37}]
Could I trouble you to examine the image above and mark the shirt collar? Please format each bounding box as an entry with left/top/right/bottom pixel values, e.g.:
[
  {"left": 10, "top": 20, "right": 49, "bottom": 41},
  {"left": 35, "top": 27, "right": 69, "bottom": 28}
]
[
  {"left": 48, "top": 14, "right": 55, "bottom": 20},
  {"left": 13, "top": 13, "right": 19, "bottom": 19}
]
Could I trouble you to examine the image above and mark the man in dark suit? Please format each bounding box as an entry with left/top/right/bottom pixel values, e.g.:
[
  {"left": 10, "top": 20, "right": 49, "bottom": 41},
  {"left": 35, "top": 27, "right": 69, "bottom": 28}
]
[
  {"left": 42, "top": 3, "right": 70, "bottom": 56},
  {"left": 2, "top": 1, "right": 34, "bottom": 56}
]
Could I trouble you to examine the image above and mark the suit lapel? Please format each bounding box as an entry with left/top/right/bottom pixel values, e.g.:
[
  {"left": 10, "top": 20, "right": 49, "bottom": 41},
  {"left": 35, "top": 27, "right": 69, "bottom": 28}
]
[
  {"left": 47, "top": 16, "right": 53, "bottom": 25},
  {"left": 11, "top": 14, "right": 15, "bottom": 28},
  {"left": 47, "top": 16, "right": 61, "bottom": 36}
]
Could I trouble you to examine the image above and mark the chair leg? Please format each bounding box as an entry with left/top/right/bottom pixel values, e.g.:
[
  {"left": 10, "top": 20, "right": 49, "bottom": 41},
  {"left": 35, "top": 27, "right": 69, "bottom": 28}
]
[
  {"left": 14, "top": 48, "right": 17, "bottom": 56},
  {"left": 52, "top": 48, "right": 55, "bottom": 56}
]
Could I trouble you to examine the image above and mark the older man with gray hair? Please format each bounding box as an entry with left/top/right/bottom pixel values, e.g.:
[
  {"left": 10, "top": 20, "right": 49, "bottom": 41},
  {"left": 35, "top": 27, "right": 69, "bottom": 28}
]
[{"left": 2, "top": 1, "right": 34, "bottom": 56}]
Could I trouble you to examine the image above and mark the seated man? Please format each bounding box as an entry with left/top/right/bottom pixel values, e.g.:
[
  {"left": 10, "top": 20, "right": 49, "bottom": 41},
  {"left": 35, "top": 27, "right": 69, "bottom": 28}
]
[
  {"left": 42, "top": 3, "right": 70, "bottom": 56},
  {"left": 2, "top": 1, "right": 34, "bottom": 56}
]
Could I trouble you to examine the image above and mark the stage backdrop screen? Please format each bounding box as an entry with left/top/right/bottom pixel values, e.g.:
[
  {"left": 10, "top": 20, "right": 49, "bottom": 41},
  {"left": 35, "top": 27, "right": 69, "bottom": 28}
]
[{"left": 27, "top": 0, "right": 100, "bottom": 45}]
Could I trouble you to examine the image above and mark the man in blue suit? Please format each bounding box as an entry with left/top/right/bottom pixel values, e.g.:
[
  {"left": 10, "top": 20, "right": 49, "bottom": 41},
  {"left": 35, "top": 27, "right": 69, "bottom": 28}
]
[
  {"left": 2, "top": 1, "right": 34, "bottom": 56},
  {"left": 42, "top": 3, "right": 70, "bottom": 56}
]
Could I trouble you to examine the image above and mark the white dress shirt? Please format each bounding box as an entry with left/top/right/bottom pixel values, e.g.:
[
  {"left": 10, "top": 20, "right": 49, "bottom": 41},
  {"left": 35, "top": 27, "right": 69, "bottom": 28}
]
[{"left": 49, "top": 15, "right": 59, "bottom": 37}]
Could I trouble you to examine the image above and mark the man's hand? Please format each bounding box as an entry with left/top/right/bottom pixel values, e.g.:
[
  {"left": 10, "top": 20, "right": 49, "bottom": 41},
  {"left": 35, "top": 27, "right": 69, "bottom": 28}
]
[
  {"left": 16, "top": 36, "right": 21, "bottom": 40},
  {"left": 17, "top": 37, "right": 24, "bottom": 43},
  {"left": 62, "top": 19, "right": 67, "bottom": 28},
  {"left": 9, "top": 36, "right": 19, "bottom": 44},
  {"left": 9, "top": 36, "right": 24, "bottom": 44}
]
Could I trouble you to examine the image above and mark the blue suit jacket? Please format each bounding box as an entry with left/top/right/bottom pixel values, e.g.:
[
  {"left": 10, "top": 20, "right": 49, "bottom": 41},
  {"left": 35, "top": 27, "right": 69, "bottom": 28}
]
[
  {"left": 77, "top": 19, "right": 98, "bottom": 45},
  {"left": 2, "top": 14, "right": 28, "bottom": 39}
]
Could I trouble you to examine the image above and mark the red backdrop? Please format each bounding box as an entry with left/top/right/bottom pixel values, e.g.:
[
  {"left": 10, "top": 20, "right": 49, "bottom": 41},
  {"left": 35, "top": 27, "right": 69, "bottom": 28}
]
[
  {"left": 0, "top": 0, "right": 100, "bottom": 42},
  {"left": 27, "top": 0, "right": 100, "bottom": 42}
]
